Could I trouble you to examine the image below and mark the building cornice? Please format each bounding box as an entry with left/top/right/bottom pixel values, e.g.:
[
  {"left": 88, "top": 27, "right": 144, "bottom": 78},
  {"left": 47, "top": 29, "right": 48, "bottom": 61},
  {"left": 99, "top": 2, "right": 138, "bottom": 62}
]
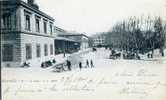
[
  {"left": 19, "top": 1, "right": 54, "bottom": 21},
  {"left": 0, "top": 0, "right": 55, "bottom": 21},
  {"left": 1, "top": 30, "right": 56, "bottom": 38}
]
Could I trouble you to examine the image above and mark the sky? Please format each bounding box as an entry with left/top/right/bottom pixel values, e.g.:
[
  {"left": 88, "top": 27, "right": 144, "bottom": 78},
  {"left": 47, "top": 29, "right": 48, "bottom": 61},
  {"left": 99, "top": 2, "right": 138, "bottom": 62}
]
[{"left": 25, "top": 0, "right": 166, "bottom": 35}]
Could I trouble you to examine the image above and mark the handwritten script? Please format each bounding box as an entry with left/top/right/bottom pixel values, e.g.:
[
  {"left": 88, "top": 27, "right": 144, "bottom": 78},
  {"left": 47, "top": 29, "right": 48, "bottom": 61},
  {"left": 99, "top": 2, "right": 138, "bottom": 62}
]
[{"left": 2, "top": 68, "right": 166, "bottom": 99}]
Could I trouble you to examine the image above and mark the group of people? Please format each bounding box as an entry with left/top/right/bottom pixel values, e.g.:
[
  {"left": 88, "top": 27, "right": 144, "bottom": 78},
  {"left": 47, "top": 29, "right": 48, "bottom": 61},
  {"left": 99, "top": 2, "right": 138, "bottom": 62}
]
[
  {"left": 66, "top": 59, "right": 94, "bottom": 71},
  {"left": 79, "top": 59, "right": 94, "bottom": 70}
]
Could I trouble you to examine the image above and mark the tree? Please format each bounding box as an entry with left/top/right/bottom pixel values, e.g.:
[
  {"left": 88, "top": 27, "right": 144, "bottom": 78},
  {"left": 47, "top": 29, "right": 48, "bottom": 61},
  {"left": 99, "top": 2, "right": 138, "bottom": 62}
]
[
  {"left": 153, "top": 17, "right": 165, "bottom": 56},
  {"left": 105, "top": 16, "right": 166, "bottom": 57}
]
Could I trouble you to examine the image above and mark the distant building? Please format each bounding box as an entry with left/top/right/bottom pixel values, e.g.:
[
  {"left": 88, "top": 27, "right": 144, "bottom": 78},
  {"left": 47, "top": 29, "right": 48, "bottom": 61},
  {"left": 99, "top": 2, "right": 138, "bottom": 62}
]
[
  {"left": 58, "top": 33, "right": 89, "bottom": 50},
  {"left": 91, "top": 33, "right": 107, "bottom": 47},
  {"left": 54, "top": 37, "right": 80, "bottom": 54},
  {"left": 1, "top": 0, "right": 55, "bottom": 67},
  {"left": 54, "top": 27, "right": 80, "bottom": 54}
]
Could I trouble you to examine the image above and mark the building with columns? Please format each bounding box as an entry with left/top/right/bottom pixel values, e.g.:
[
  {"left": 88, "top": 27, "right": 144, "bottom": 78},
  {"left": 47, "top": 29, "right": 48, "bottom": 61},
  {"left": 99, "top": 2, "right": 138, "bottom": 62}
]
[
  {"left": 1, "top": 0, "right": 55, "bottom": 67},
  {"left": 54, "top": 26, "right": 80, "bottom": 54},
  {"left": 58, "top": 33, "right": 89, "bottom": 50}
]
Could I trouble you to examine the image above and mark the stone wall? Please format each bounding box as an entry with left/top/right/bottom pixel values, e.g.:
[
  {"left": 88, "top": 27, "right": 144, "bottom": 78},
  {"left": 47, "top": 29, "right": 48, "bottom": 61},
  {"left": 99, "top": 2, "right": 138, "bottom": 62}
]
[
  {"left": 20, "top": 33, "right": 55, "bottom": 67},
  {"left": 1, "top": 33, "right": 21, "bottom": 67}
]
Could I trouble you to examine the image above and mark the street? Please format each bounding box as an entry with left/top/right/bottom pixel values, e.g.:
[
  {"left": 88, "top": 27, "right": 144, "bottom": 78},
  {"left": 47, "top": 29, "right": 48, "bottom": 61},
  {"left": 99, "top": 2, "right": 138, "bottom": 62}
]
[{"left": 2, "top": 48, "right": 166, "bottom": 100}]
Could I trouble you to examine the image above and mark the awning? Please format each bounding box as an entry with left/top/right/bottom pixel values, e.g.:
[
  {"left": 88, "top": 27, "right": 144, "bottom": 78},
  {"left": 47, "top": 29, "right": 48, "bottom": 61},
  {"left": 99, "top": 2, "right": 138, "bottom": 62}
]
[{"left": 55, "top": 37, "right": 79, "bottom": 43}]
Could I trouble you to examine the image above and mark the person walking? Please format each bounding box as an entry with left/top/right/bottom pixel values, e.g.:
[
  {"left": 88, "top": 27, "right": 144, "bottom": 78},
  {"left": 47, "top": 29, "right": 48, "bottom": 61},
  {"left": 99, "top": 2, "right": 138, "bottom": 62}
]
[
  {"left": 90, "top": 59, "right": 94, "bottom": 68},
  {"left": 67, "top": 60, "right": 71, "bottom": 71},
  {"left": 86, "top": 59, "right": 89, "bottom": 68},
  {"left": 147, "top": 53, "right": 150, "bottom": 58},
  {"left": 79, "top": 62, "right": 82, "bottom": 70},
  {"left": 63, "top": 51, "right": 66, "bottom": 58}
]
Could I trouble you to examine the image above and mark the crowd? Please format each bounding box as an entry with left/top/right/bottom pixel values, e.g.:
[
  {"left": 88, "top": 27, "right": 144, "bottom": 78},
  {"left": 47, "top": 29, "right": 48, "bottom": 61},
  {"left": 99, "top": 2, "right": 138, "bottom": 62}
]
[{"left": 66, "top": 59, "right": 94, "bottom": 71}]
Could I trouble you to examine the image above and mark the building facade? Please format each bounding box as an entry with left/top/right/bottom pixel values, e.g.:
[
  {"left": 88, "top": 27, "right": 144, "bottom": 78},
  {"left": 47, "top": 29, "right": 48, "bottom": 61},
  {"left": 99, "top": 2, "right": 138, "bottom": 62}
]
[
  {"left": 58, "top": 33, "right": 89, "bottom": 50},
  {"left": 1, "top": 0, "right": 55, "bottom": 67},
  {"left": 54, "top": 37, "right": 80, "bottom": 54},
  {"left": 54, "top": 27, "right": 80, "bottom": 54},
  {"left": 91, "top": 33, "right": 107, "bottom": 47}
]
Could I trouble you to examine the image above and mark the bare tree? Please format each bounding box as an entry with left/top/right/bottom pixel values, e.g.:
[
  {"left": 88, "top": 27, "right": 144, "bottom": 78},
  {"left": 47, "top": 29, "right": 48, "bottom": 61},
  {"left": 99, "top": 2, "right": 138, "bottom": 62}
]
[
  {"left": 105, "top": 15, "right": 166, "bottom": 58},
  {"left": 153, "top": 16, "right": 165, "bottom": 56}
]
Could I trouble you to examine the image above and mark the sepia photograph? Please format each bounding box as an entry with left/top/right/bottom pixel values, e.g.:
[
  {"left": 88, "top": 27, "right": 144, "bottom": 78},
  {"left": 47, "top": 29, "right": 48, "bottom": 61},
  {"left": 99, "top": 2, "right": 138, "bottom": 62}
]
[{"left": 1, "top": 0, "right": 166, "bottom": 100}]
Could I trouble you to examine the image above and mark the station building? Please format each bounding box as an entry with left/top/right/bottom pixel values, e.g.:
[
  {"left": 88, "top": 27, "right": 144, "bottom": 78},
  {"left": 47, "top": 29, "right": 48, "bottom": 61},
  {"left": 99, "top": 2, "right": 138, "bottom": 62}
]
[{"left": 1, "top": 0, "right": 55, "bottom": 67}]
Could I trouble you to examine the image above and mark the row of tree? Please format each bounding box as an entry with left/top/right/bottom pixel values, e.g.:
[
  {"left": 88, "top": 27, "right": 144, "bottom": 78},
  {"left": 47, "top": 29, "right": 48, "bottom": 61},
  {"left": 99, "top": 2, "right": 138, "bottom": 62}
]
[{"left": 105, "top": 16, "right": 166, "bottom": 57}]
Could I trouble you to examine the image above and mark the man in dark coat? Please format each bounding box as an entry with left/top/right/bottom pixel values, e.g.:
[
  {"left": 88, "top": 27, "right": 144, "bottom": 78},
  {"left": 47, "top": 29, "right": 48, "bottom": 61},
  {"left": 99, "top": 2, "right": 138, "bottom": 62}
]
[
  {"left": 67, "top": 60, "right": 71, "bottom": 71},
  {"left": 90, "top": 59, "right": 94, "bottom": 68},
  {"left": 86, "top": 59, "right": 89, "bottom": 68},
  {"left": 79, "top": 62, "right": 82, "bottom": 70}
]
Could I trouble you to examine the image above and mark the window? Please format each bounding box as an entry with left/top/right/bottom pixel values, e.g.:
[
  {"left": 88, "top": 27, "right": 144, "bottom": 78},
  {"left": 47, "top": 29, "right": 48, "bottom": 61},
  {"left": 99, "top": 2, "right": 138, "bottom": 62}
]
[
  {"left": 43, "top": 21, "right": 47, "bottom": 33},
  {"left": 50, "top": 23, "right": 53, "bottom": 34},
  {"left": 36, "top": 44, "right": 41, "bottom": 57},
  {"left": 35, "top": 18, "right": 40, "bottom": 32},
  {"left": 3, "top": 13, "right": 11, "bottom": 29},
  {"left": 2, "top": 44, "right": 13, "bottom": 61},
  {"left": 50, "top": 44, "right": 53, "bottom": 55},
  {"left": 44, "top": 44, "right": 48, "bottom": 56},
  {"left": 26, "top": 44, "right": 32, "bottom": 60},
  {"left": 25, "top": 14, "right": 31, "bottom": 31}
]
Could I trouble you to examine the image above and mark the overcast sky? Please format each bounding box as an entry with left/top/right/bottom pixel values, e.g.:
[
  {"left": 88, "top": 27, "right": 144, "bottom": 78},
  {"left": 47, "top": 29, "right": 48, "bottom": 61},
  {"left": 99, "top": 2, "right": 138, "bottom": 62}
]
[{"left": 29, "top": 0, "right": 165, "bottom": 35}]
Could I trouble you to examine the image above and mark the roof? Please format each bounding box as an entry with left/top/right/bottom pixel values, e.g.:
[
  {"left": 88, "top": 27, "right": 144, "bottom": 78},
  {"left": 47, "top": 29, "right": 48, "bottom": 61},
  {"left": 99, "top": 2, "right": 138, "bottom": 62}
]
[
  {"left": 59, "top": 33, "right": 89, "bottom": 38},
  {"left": 54, "top": 26, "right": 67, "bottom": 33},
  {"left": 0, "top": 0, "right": 55, "bottom": 21},
  {"left": 20, "top": 1, "right": 55, "bottom": 21},
  {"left": 55, "top": 37, "right": 80, "bottom": 42}
]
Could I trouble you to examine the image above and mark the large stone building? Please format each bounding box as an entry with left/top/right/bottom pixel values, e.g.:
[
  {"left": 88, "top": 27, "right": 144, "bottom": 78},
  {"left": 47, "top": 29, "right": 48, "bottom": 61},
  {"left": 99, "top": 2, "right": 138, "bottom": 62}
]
[{"left": 1, "top": 0, "right": 55, "bottom": 67}]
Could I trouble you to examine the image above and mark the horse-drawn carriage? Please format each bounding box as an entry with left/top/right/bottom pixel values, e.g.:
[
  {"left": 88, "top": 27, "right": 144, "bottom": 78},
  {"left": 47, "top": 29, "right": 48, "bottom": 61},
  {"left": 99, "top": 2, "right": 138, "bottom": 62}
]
[
  {"left": 109, "top": 53, "right": 121, "bottom": 59},
  {"left": 123, "top": 52, "right": 140, "bottom": 60},
  {"left": 92, "top": 47, "right": 97, "bottom": 52},
  {"left": 52, "top": 62, "right": 66, "bottom": 72},
  {"left": 109, "top": 50, "right": 121, "bottom": 59}
]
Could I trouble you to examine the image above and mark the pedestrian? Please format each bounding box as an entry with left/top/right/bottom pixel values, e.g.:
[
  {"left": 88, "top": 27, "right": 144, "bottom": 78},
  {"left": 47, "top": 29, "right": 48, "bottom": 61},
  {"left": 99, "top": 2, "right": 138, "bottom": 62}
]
[
  {"left": 79, "top": 62, "right": 82, "bottom": 70},
  {"left": 150, "top": 53, "right": 153, "bottom": 58},
  {"left": 63, "top": 51, "right": 66, "bottom": 57},
  {"left": 147, "top": 53, "right": 150, "bottom": 58},
  {"left": 86, "top": 59, "right": 89, "bottom": 68},
  {"left": 90, "top": 59, "right": 94, "bottom": 68},
  {"left": 67, "top": 60, "right": 71, "bottom": 71}
]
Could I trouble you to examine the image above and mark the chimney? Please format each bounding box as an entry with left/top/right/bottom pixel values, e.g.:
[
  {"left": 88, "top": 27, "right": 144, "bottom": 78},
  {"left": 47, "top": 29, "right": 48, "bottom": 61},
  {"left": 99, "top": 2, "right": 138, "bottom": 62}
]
[
  {"left": 27, "top": 0, "right": 34, "bottom": 5},
  {"left": 27, "top": 0, "right": 39, "bottom": 9}
]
